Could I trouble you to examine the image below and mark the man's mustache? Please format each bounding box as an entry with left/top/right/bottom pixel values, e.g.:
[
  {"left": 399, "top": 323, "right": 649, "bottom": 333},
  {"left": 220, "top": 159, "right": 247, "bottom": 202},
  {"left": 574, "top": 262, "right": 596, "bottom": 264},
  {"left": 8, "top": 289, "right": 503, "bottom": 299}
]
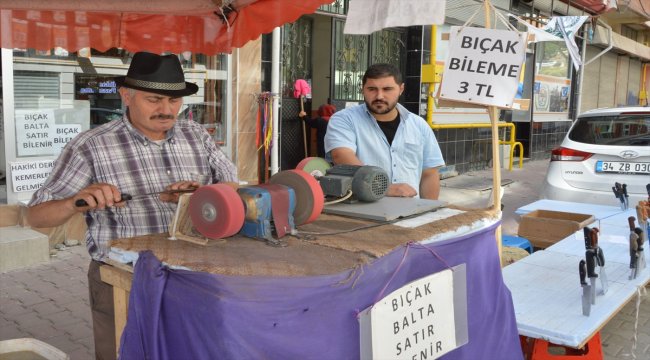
[{"left": 150, "top": 114, "right": 176, "bottom": 120}]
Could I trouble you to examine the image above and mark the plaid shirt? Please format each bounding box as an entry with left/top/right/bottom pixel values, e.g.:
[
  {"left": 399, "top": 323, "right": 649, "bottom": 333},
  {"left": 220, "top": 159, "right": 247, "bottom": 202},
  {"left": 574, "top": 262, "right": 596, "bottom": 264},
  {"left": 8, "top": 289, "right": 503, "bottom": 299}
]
[{"left": 29, "top": 116, "right": 238, "bottom": 261}]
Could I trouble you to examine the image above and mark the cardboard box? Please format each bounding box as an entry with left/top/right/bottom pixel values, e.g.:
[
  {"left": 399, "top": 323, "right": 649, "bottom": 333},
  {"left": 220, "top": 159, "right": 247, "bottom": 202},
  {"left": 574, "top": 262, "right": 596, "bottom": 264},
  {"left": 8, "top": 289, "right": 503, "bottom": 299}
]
[{"left": 518, "top": 210, "right": 595, "bottom": 249}]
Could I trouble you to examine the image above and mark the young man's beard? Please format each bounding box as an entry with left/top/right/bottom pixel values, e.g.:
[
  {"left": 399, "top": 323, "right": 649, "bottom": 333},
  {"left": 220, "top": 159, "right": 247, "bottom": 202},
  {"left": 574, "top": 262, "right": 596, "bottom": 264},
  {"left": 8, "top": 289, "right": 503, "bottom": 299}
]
[{"left": 365, "top": 99, "right": 397, "bottom": 115}]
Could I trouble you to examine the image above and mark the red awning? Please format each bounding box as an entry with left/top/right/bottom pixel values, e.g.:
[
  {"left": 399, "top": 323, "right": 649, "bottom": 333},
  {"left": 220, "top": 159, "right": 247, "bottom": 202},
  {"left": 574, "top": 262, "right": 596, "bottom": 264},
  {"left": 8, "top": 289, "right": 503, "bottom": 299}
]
[{"left": 0, "top": 0, "right": 331, "bottom": 54}]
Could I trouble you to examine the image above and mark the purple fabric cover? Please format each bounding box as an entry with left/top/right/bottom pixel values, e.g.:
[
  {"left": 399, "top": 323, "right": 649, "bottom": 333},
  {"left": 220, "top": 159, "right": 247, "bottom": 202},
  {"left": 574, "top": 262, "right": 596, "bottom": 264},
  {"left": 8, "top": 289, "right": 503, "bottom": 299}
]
[{"left": 119, "top": 222, "right": 522, "bottom": 359}]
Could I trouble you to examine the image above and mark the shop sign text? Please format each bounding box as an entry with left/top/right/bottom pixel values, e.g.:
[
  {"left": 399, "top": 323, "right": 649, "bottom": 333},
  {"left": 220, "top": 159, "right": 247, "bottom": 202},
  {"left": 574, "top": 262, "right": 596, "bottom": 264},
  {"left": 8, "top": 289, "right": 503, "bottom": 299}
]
[
  {"left": 439, "top": 27, "right": 527, "bottom": 108},
  {"left": 359, "top": 269, "right": 458, "bottom": 359},
  {"left": 10, "top": 160, "right": 54, "bottom": 193}
]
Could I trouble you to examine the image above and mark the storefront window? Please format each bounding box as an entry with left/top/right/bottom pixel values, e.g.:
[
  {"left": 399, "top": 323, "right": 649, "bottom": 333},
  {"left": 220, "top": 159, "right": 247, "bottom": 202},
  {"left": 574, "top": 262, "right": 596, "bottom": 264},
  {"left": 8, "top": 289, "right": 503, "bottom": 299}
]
[
  {"left": 182, "top": 78, "right": 228, "bottom": 146},
  {"left": 75, "top": 74, "right": 122, "bottom": 128},
  {"left": 12, "top": 68, "right": 91, "bottom": 157},
  {"left": 533, "top": 42, "right": 571, "bottom": 114},
  {"left": 2, "top": 48, "right": 230, "bottom": 203},
  {"left": 10, "top": 48, "right": 229, "bottom": 149},
  {"left": 536, "top": 42, "right": 570, "bottom": 78}
]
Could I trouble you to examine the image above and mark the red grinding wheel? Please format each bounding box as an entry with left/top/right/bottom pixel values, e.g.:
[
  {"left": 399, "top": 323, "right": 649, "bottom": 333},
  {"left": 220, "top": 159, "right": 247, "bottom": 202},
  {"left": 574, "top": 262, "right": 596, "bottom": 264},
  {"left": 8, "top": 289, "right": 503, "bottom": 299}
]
[
  {"left": 296, "top": 157, "right": 331, "bottom": 177},
  {"left": 189, "top": 184, "right": 245, "bottom": 239},
  {"left": 269, "top": 170, "right": 324, "bottom": 225}
]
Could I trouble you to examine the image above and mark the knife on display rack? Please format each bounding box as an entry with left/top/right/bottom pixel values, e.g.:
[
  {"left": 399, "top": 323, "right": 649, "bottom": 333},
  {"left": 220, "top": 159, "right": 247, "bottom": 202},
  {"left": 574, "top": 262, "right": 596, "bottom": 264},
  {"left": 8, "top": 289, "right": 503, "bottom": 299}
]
[
  {"left": 612, "top": 182, "right": 628, "bottom": 210},
  {"left": 629, "top": 217, "right": 640, "bottom": 280},
  {"left": 591, "top": 228, "right": 608, "bottom": 294},
  {"left": 583, "top": 227, "right": 601, "bottom": 303},
  {"left": 636, "top": 227, "right": 646, "bottom": 272},
  {"left": 579, "top": 259, "right": 591, "bottom": 316},
  {"left": 583, "top": 227, "right": 592, "bottom": 250},
  {"left": 585, "top": 249, "right": 597, "bottom": 305},
  {"left": 628, "top": 216, "right": 646, "bottom": 278},
  {"left": 74, "top": 188, "right": 197, "bottom": 207}
]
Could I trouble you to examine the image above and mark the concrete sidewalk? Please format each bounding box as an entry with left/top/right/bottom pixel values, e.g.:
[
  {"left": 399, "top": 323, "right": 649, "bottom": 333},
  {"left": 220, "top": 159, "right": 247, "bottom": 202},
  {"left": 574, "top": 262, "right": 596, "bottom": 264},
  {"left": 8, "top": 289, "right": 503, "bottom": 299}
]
[
  {"left": 0, "top": 244, "right": 94, "bottom": 359},
  {"left": 1, "top": 159, "right": 648, "bottom": 359}
]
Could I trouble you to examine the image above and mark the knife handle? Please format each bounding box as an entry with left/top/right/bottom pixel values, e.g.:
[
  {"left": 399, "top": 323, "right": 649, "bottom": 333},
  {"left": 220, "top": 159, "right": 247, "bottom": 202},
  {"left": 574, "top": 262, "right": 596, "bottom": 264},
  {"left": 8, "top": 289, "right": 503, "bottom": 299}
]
[
  {"left": 583, "top": 227, "right": 592, "bottom": 249},
  {"left": 590, "top": 228, "right": 599, "bottom": 248},
  {"left": 628, "top": 216, "right": 636, "bottom": 232},
  {"left": 74, "top": 193, "right": 133, "bottom": 207},
  {"left": 585, "top": 250, "right": 598, "bottom": 278},
  {"left": 579, "top": 260, "right": 587, "bottom": 286},
  {"left": 596, "top": 247, "right": 605, "bottom": 267},
  {"left": 635, "top": 228, "right": 644, "bottom": 250}
]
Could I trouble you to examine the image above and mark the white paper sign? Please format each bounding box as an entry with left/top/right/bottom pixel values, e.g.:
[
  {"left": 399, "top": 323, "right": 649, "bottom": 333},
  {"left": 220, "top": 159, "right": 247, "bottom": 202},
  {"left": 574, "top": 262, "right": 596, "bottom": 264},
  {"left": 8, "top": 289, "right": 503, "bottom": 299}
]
[
  {"left": 53, "top": 124, "right": 82, "bottom": 153},
  {"left": 15, "top": 109, "right": 56, "bottom": 156},
  {"left": 360, "top": 269, "right": 457, "bottom": 359},
  {"left": 439, "top": 27, "right": 527, "bottom": 108},
  {"left": 344, "top": 0, "right": 446, "bottom": 35},
  {"left": 10, "top": 160, "right": 54, "bottom": 193}
]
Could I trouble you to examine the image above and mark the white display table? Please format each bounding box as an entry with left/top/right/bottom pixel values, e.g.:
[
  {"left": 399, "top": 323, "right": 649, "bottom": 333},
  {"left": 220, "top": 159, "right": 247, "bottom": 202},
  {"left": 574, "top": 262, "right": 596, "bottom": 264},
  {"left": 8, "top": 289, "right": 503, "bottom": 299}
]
[{"left": 503, "top": 201, "right": 649, "bottom": 349}]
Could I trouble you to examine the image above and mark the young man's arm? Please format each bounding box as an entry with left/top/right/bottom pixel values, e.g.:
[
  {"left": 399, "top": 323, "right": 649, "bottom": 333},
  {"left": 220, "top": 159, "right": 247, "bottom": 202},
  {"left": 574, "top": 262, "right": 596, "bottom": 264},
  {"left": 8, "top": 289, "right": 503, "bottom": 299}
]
[
  {"left": 419, "top": 168, "right": 441, "bottom": 200},
  {"left": 330, "top": 147, "right": 363, "bottom": 166}
]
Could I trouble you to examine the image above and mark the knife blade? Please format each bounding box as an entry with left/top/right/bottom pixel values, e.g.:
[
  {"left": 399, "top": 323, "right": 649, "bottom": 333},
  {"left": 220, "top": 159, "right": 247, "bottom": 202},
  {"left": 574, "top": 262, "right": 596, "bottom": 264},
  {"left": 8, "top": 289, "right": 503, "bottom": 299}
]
[
  {"left": 589, "top": 277, "right": 597, "bottom": 305},
  {"left": 596, "top": 247, "right": 608, "bottom": 295},
  {"left": 582, "top": 284, "right": 592, "bottom": 316},
  {"left": 74, "top": 188, "right": 197, "bottom": 207},
  {"left": 579, "top": 260, "right": 591, "bottom": 316}
]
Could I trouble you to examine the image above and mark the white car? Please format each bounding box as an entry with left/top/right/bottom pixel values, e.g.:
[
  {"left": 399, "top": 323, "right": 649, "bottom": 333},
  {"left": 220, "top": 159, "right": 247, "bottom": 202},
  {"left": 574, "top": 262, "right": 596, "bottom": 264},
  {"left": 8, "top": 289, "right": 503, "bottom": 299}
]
[{"left": 541, "top": 106, "right": 650, "bottom": 207}]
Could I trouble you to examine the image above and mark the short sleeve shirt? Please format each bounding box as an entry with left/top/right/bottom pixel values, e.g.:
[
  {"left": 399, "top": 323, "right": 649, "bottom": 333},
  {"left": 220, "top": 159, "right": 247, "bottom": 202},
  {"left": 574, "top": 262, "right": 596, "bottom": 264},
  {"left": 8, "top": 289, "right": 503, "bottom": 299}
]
[
  {"left": 29, "top": 116, "right": 238, "bottom": 261},
  {"left": 324, "top": 103, "right": 444, "bottom": 195}
]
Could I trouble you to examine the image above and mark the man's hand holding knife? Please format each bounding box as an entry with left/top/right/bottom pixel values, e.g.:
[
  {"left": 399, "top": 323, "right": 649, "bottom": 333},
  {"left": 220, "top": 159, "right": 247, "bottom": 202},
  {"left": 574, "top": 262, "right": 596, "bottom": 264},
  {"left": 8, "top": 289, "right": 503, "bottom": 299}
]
[{"left": 74, "top": 181, "right": 201, "bottom": 209}]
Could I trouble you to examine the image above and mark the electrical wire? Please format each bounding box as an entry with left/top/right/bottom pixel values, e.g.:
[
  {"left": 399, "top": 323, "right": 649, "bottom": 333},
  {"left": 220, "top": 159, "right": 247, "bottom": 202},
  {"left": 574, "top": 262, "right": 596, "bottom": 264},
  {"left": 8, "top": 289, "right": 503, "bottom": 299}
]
[{"left": 323, "top": 190, "right": 353, "bottom": 205}]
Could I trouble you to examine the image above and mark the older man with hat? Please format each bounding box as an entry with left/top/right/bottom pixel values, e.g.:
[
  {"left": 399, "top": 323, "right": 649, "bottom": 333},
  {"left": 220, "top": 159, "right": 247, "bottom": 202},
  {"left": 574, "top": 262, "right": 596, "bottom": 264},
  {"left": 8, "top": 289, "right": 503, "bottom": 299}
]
[{"left": 26, "top": 52, "right": 238, "bottom": 359}]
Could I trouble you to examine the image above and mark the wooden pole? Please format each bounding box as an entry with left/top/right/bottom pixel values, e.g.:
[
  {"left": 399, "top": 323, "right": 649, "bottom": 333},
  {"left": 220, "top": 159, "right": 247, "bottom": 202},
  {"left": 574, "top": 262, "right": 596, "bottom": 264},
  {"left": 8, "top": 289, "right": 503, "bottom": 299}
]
[{"left": 483, "top": 0, "right": 504, "bottom": 264}]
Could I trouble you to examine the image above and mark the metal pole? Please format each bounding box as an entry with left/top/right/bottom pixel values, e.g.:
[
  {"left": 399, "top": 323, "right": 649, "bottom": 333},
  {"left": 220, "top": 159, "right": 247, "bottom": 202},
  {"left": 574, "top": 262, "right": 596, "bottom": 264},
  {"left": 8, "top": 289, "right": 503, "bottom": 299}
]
[
  {"left": 574, "top": 22, "right": 589, "bottom": 118},
  {"left": 271, "top": 27, "right": 281, "bottom": 175}
]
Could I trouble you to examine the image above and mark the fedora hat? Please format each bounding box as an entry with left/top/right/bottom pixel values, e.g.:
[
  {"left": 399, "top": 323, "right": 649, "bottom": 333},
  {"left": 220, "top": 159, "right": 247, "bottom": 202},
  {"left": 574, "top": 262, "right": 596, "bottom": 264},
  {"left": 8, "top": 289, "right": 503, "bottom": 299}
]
[{"left": 115, "top": 52, "right": 198, "bottom": 97}]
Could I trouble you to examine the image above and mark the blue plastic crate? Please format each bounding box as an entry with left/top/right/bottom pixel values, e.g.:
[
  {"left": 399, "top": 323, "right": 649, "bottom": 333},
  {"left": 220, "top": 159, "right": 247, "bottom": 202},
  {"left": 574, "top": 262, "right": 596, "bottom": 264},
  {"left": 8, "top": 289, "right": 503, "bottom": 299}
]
[{"left": 502, "top": 235, "right": 533, "bottom": 253}]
